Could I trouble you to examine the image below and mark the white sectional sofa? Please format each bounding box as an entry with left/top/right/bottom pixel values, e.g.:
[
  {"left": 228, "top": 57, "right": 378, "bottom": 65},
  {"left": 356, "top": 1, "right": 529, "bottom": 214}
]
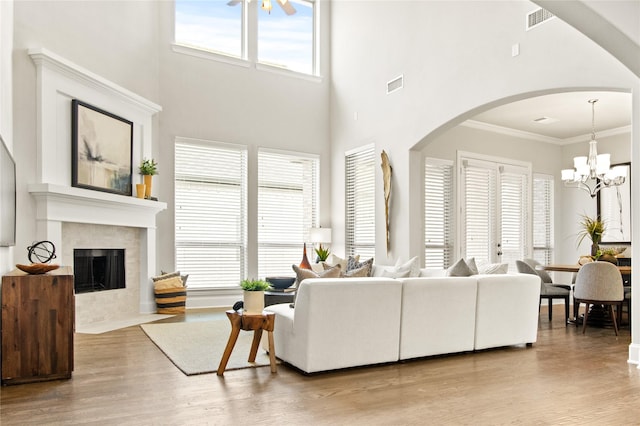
[{"left": 264, "top": 273, "right": 540, "bottom": 374}]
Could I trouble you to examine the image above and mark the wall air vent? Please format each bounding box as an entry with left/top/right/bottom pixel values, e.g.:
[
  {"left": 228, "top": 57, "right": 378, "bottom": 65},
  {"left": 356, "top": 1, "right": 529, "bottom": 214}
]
[
  {"left": 387, "top": 75, "right": 404, "bottom": 95},
  {"left": 526, "top": 8, "right": 554, "bottom": 31}
]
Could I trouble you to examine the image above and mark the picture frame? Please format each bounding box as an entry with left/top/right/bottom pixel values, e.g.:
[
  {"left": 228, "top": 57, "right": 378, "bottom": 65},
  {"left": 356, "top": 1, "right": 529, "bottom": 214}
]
[
  {"left": 72, "top": 99, "right": 133, "bottom": 196},
  {"left": 597, "top": 162, "right": 631, "bottom": 244}
]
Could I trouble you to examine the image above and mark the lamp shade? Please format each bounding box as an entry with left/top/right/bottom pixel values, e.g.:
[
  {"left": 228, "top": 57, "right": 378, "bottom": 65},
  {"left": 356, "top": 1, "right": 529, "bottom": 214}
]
[{"left": 308, "top": 227, "right": 332, "bottom": 244}]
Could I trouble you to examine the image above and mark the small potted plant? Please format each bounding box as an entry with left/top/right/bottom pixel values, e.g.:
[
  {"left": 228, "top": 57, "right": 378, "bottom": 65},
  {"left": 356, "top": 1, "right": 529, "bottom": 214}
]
[
  {"left": 240, "top": 278, "right": 270, "bottom": 314},
  {"left": 139, "top": 158, "right": 158, "bottom": 199},
  {"left": 576, "top": 214, "right": 605, "bottom": 257},
  {"left": 314, "top": 245, "right": 331, "bottom": 263}
]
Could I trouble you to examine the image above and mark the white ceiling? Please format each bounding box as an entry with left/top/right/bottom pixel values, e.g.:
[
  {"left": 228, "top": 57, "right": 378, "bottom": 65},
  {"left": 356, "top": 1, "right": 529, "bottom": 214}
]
[{"left": 468, "top": 91, "right": 632, "bottom": 144}]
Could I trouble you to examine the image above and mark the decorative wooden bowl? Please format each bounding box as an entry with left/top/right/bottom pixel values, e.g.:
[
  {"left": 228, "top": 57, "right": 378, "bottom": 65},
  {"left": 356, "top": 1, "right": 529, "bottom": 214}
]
[{"left": 16, "top": 263, "right": 60, "bottom": 275}]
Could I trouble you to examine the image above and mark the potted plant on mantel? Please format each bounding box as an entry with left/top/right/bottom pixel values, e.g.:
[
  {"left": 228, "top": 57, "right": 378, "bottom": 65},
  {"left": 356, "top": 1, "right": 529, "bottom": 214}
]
[
  {"left": 240, "top": 278, "right": 270, "bottom": 314},
  {"left": 139, "top": 158, "right": 158, "bottom": 199},
  {"left": 576, "top": 214, "right": 605, "bottom": 257}
]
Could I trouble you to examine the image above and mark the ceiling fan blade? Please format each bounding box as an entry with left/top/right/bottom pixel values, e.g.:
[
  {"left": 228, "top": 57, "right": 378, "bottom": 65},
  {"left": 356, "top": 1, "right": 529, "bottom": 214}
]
[
  {"left": 277, "top": 0, "right": 296, "bottom": 15},
  {"left": 227, "top": 0, "right": 242, "bottom": 6}
]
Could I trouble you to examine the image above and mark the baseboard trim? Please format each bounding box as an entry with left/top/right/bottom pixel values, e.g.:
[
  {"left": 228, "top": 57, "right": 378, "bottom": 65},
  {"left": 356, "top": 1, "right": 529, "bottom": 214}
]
[{"left": 628, "top": 343, "right": 640, "bottom": 366}]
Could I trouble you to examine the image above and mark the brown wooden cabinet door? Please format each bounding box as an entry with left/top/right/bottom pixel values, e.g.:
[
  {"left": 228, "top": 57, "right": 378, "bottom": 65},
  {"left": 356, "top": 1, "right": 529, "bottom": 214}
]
[{"left": 1, "top": 267, "right": 74, "bottom": 385}]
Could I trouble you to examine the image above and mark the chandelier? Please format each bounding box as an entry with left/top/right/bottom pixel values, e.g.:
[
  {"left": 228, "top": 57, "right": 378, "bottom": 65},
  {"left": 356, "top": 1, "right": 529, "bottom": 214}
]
[{"left": 561, "top": 99, "right": 627, "bottom": 198}]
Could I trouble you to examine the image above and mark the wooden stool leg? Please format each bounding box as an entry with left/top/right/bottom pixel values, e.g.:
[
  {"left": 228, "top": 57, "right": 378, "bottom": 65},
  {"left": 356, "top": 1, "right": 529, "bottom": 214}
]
[
  {"left": 217, "top": 326, "right": 241, "bottom": 375},
  {"left": 217, "top": 312, "right": 243, "bottom": 376},
  {"left": 267, "top": 330, "right": 277, "bottom": 373},
  {"left": 248, "top": 329, "right": 263, "bottom": 362}
]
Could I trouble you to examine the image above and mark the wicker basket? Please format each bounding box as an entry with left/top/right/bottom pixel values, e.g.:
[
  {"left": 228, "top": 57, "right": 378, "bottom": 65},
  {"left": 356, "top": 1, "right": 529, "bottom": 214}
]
[{"left": 154, "top": 286, "right": 187, "bottom": 314}]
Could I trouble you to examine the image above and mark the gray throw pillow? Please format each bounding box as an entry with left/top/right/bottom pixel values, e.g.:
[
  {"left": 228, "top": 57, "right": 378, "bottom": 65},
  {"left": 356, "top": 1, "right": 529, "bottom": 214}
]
[{"left": 447, "top": 258, "right": 474, "bottom": 277}]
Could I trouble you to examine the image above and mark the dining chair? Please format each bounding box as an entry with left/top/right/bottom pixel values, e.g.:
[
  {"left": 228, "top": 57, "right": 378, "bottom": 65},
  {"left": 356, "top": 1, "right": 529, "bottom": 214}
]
[
  {"left": 516, "top": 260, "right": 570, "bottom": 325},
  {"left": 523, "top": 258, "right": 576, "bottom": 319},
  {"left": 573, "top": 261, "right": 624, "bottom": 335}
]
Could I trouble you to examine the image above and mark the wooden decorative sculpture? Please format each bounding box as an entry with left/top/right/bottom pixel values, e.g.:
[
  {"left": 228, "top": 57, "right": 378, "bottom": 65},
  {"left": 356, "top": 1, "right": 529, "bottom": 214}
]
[{"left": 381, "top": 150, "right": 392, "bottom": 254}]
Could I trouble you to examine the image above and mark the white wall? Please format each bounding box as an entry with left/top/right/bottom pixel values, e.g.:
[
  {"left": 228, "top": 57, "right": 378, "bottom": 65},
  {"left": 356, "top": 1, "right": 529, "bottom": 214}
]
[
  {"left": 154, "top": 2, "right": 331, "bottom": 277},
  {"left": 0, "top": 0, "right": 13, "bottom": 274},
  {"left": 330, "top": 0, "right": 639, "bottom": 265},
  {"left": 425, "top": 124, "right": 631, "bottom": 266},
  {"left": 558, "top": 132, "right": 632, "bottom": 263},
  {"left": 11, "top": 1, "right": 331, "bottom": 282},
  {"left": 12, "top": 0, "right": 160, "bottom": 264}
]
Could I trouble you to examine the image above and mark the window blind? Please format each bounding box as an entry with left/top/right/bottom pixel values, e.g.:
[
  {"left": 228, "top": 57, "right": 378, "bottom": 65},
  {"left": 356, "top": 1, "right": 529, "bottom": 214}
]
[
  {"left": 345, "top": 145, "right": 375, "bottom": 259},
  {"left": 460, "top": 156, "right": 530, "bottom": 271},
  {"left": 258, "top": 149, "right": 318, "bottom": 278},
  {"left": 424, "top": 158, "right": 454, "bottom": 269},
  {"left": 499, "top": 168, "right": 529, "bottom": 270},
  {"left": 532, "top": 174, "right": 554, "bottom": 265},
  {"left": 461, "top": 159, "right": 497, "bottom": 263},
  {"left": 174, "top": 139, "right": 247, "bottom": 289}
]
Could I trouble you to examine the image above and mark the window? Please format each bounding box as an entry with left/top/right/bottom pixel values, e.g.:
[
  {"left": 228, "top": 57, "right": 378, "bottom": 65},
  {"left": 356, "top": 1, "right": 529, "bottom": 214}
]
[
  {"left": 459, "top": 153, "right": 531, "bottom": 271},
  {"left": 532, "top": 174, "right": 554, "bottom": 264},
  {"left": 424, "top": 158, "right": 454, "bottom": 269},
  {"left": 258, "top": 149, "right": 318, "bottom": 277},
  {"left": 175, "top": 0, "right": 244, "bottom": 58},
  {"left": 345, "top": 145, "right": 375, "bottom": 259},
  {"left": 258, "top": 0, "right": 315, "bottom": 74},
  {"left": 174, "top": 0, "right": 317, "bottom": 76},
  {"left": 175, "top": 138, "right": 247, "bottom": 289}
]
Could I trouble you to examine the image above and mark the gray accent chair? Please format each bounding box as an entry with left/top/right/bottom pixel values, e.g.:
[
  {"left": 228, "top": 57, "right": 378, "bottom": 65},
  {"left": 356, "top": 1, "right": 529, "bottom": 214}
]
[
  {"left": 516, "top": 260, "right": 570, "bottom": 325},
  {"left": 573, "top": 261, "right": 624, "bottom": 335}
]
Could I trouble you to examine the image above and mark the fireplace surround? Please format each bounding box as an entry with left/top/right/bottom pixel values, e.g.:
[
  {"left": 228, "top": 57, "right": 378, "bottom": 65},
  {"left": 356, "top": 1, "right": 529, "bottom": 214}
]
[{"left": 27, "top": 48, "right": 165, "bottom": 327}]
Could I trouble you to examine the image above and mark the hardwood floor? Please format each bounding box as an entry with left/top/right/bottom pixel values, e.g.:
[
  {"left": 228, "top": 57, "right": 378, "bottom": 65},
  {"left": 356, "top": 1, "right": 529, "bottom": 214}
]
[{"left": 2, "top": 305, "right": 639, "bottom": 425}]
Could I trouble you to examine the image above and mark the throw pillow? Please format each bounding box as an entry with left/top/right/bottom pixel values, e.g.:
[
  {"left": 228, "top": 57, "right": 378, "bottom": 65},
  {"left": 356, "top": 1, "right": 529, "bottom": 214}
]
[
  {"left": 465, "top": 257, "right": 478, "bottom": 275},
  {"left": 154, "top": 270, "right": 189, "bottom": 286},
  {"left": 347, "top": 256, "right": 374, "bottom": 276},
  {"left": 327, "top": 254, "right": 357, "bottom": 271},
  {"left": 447, "top": 258, "right": 474, "bottom": 277},
  {"left": 290, "top": 264, "right": 342, "bottom": 308},
  {"left": 478, "top": 263, "right": 508, "bottom": 274},
  {"left": 382, "top": 268, "right": 411, "bottom": 278},
  {"left": 153, "top": 271, "right": 180, "bottom": 282},
  {"left": 153, "top": 275, "right": 185, "bottom": 291},
  {"left": 385, "top": 256, "right": 420, "bottom": 277},
  {"left": 343, "top": 264, "right": 371, "bottom": 278}
]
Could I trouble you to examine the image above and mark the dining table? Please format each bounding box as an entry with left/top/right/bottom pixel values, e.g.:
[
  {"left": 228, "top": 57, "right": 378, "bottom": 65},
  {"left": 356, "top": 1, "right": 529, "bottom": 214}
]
[
  {"left": 539, "top": 263, "right": 631, "bottom": 275},
  {"left": 538, "top": 262, "right": 631, "bottom": 326}
]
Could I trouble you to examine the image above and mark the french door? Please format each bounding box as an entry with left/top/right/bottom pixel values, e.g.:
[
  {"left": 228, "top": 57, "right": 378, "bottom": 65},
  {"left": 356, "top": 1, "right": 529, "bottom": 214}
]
[{"left": 458, "top": 153, "right": 531, "bottom": 271}]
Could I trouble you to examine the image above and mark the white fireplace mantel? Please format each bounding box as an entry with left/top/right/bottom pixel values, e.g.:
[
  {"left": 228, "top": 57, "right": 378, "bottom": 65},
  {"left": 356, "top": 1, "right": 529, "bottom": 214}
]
[
  {"left": 29, "top": 183, "right": 167, "bottom": 229},
  {"left": 27, "top": 47, "right": 165, "bottom": 317}
]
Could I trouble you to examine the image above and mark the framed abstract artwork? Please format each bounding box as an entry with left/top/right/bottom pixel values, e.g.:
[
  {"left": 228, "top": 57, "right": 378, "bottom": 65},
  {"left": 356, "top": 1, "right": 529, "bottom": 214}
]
[
  {"left": 597, "top": 162, "right": 631, "bottom": 244},
  {"left": 71, "top": 99, "right": 133, "bottom": 196}
]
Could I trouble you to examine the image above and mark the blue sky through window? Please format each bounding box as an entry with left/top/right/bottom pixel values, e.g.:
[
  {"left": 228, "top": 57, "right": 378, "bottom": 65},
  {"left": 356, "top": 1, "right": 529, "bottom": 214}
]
[
  {"left": 258, "top": 1, "right": 313, "bottom": 74},
  {"left": 175, "top": 0, "right": 314, "bottom": 74},
  {"left": 175, "top": 0, "right": 243, "bottom": 57}
]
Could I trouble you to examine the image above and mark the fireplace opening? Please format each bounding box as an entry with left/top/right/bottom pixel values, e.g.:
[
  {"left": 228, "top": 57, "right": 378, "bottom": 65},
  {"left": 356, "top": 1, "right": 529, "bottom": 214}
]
[{"left": 73, "top": 248, "right": 125, "bottom": 294}]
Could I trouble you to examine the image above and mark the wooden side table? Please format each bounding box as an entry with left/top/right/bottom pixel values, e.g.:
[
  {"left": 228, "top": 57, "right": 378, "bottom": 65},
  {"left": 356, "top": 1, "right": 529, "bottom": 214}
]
[{"left": 216, "top": 310, "right": 277, "bottom": 376}]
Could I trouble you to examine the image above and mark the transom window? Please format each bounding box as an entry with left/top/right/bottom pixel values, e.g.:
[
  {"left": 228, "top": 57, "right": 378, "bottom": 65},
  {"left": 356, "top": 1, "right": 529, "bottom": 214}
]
[{"left": 174, "top": 0, "right": 317, "bottom": 76}]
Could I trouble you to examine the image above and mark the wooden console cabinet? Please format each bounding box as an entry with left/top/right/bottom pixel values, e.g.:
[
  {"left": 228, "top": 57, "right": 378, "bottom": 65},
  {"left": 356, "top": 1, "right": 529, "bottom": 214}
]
[{"left": 1, "top": 267, "right": 74, "bottom": 385}]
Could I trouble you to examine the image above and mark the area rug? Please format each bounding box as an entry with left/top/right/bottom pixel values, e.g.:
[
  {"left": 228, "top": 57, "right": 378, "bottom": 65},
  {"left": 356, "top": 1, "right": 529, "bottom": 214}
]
[
  {"left": 76, "top": 314, "right": 175, "bottom": 334},
  {"left": 140, "top": 320, "right": 276, "bottom": 375}
]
